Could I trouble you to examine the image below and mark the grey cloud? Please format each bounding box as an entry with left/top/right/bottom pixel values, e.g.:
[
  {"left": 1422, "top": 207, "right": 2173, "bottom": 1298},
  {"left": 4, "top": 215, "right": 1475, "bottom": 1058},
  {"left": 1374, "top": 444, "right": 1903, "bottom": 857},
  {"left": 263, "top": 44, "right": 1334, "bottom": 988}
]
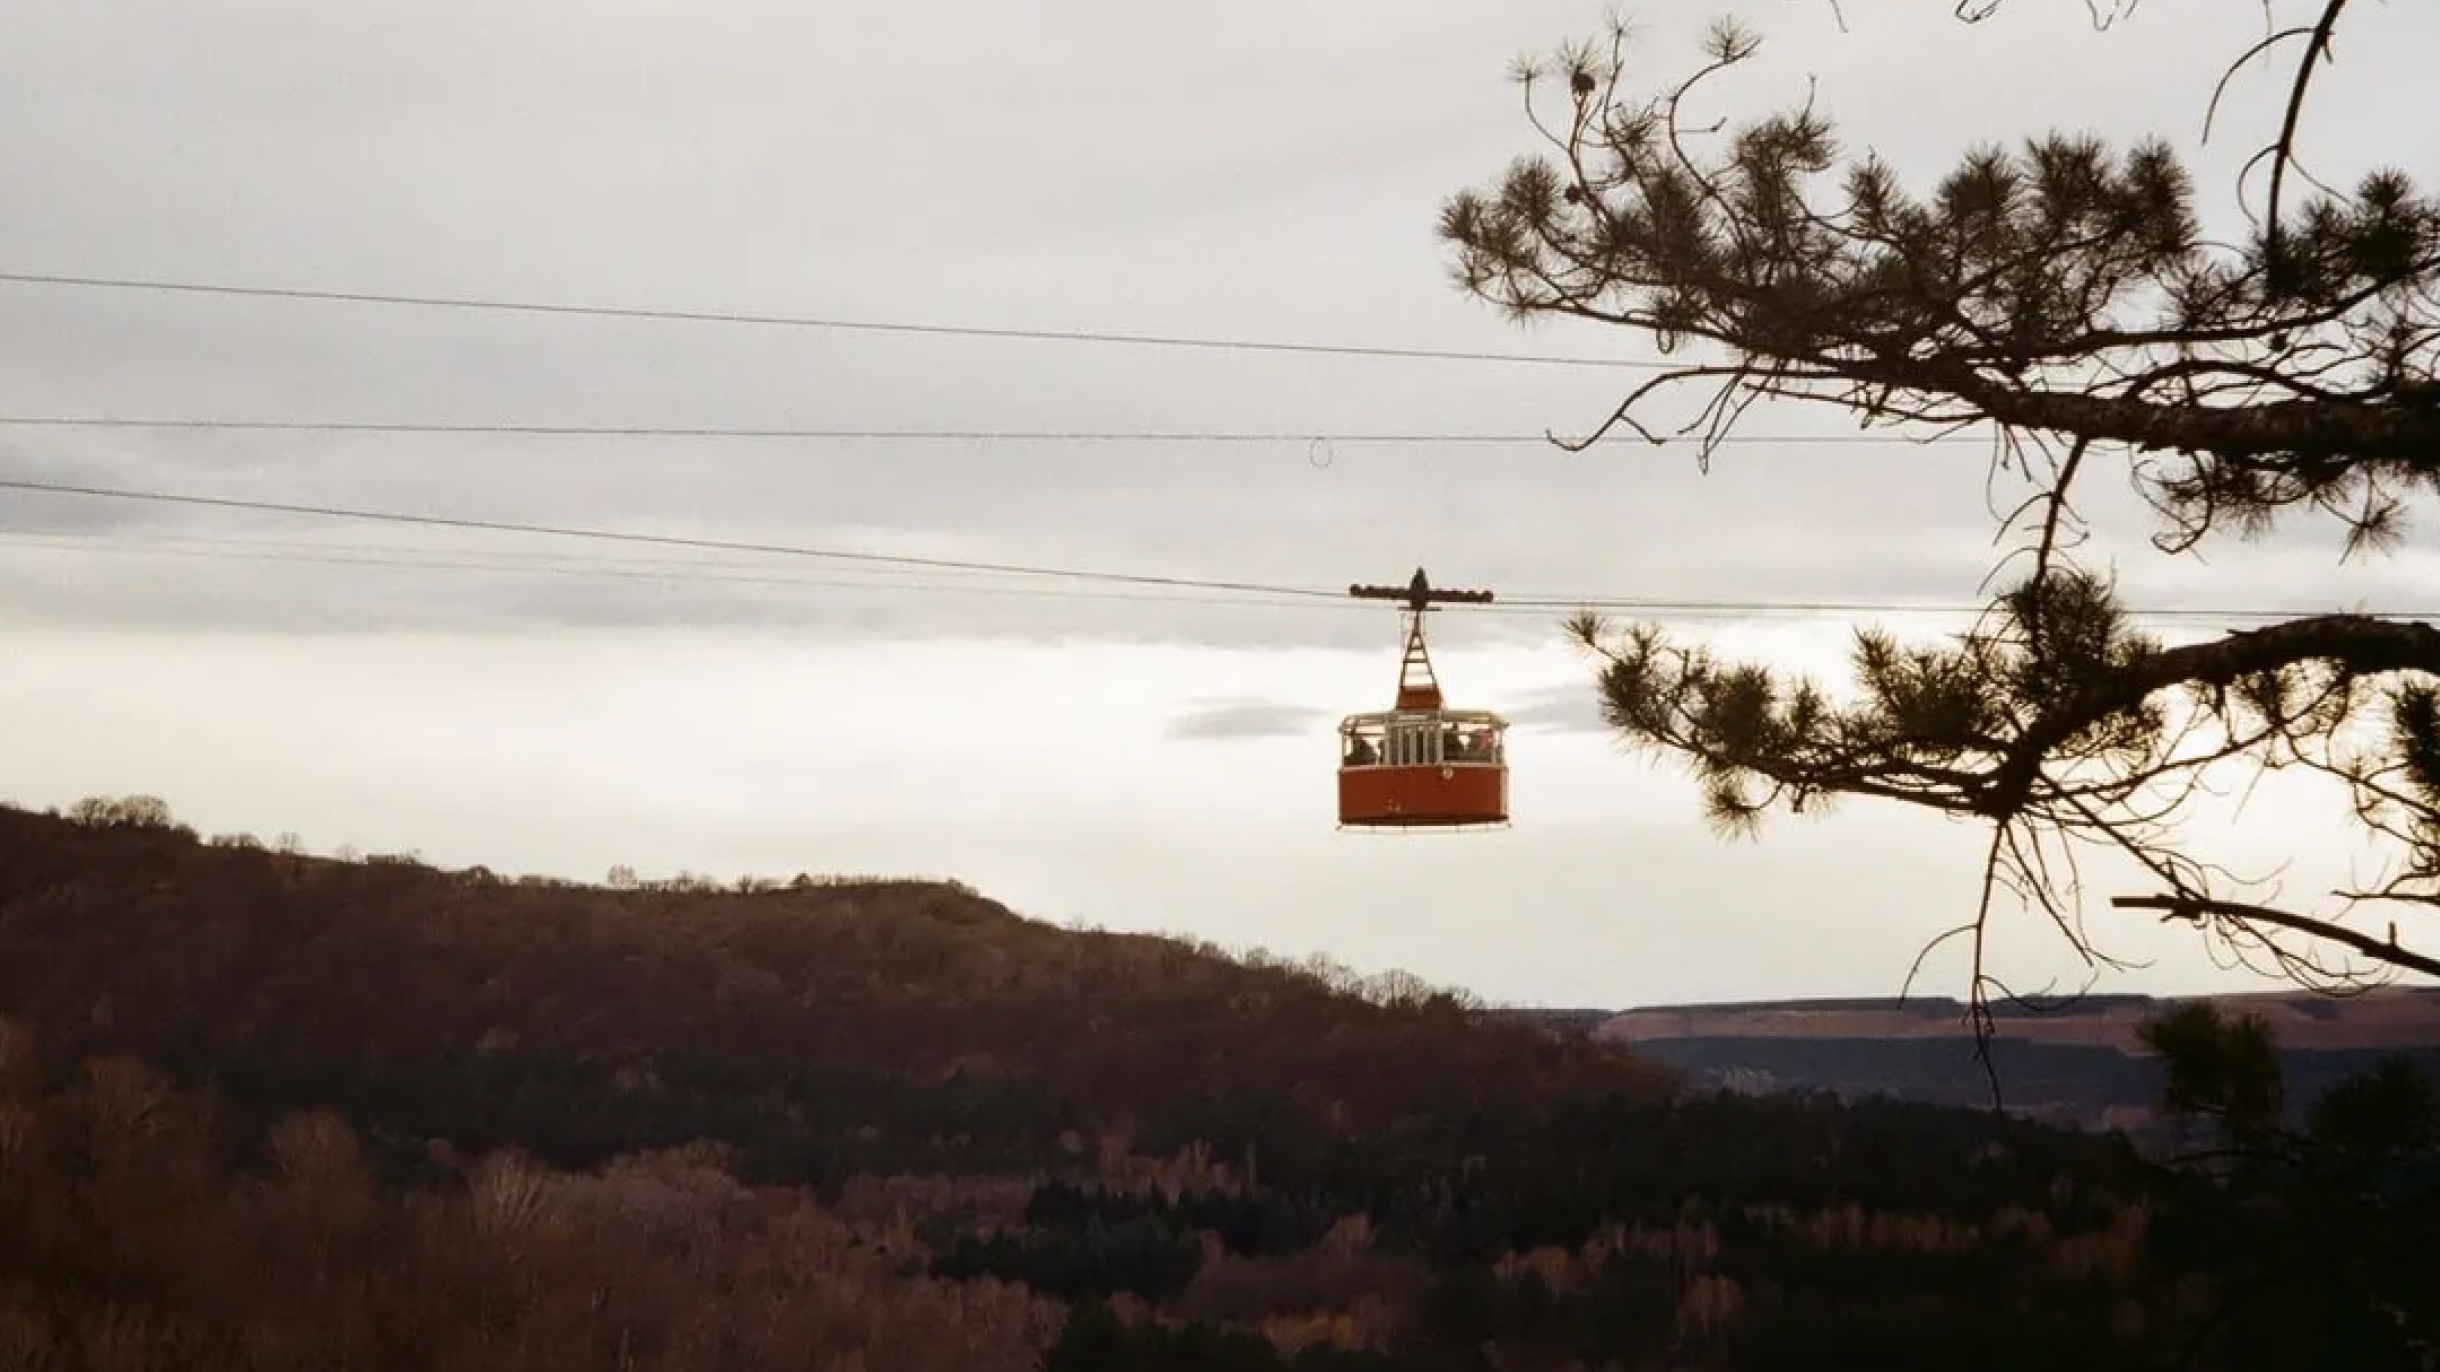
[
  {"left": 1500, "top": 682, "right": 1611, "bottom": 736},
  {"left": 0, "top": 437, "right": 203, "bottom": 534},
  {"left": 5, "top": 480, "right": 2431, "bottom": 651},
  {"left": 1166, "top": 697, "right": 1335, "bottom": 741},
  {"left": 1165, "top": 680, "right": 1622, "bottom": 746},
  {"left": 3, "top": 0, "right": 2432, "bottom": 1017},
  {"left": 0, "top": 1, "right": 2430, "bottom": 646},
  {"left": 0, "top": 487, "right": 150, "bottom": 538}
]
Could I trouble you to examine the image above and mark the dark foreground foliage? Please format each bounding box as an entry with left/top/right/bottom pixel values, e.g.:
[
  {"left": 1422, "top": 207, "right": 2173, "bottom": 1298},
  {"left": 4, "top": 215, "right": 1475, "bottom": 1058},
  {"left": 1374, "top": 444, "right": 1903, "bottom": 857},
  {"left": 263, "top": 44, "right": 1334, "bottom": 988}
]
[{"left": 1, "top": 799, "right": 2434, "bottom": 1368}]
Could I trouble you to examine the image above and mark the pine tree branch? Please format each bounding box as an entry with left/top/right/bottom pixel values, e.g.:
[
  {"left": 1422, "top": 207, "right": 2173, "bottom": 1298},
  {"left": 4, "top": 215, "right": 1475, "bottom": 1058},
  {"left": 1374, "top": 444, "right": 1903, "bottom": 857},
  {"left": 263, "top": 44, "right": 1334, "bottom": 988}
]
[
  {"left": 1492, "top": 15, "right": 2440, "bottom": 1013},
  {"left": 1943, "top": 372, "right": 2440, "bottom": 469},
  {"left": 2111, "top": 892, "right": 2440, "bottom": 980},
  {"left": 2262, "top": 0, "right": 2355, "bottom": 283},
  {"left": 1986, "top": 616, "right": 2440, "bottom": 816}
]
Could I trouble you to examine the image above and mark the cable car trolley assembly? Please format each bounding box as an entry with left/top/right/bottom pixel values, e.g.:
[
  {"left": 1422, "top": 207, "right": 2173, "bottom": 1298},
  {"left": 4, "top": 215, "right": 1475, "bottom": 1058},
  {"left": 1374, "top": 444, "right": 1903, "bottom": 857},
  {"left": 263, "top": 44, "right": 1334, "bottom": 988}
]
[{"left": 1337, "top": 568, "right": 1510, "bottom": 832}]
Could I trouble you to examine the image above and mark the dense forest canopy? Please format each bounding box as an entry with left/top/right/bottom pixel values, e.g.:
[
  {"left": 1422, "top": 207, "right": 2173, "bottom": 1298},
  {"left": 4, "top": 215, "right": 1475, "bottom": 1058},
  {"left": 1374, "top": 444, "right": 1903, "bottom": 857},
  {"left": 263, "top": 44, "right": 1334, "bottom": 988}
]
[
  {"left": 5, "top": 797, "right": 2437, "bottom": 1368},
  {"left": 1439, "top": 1, "right": 2440, "bottom": 1013}
]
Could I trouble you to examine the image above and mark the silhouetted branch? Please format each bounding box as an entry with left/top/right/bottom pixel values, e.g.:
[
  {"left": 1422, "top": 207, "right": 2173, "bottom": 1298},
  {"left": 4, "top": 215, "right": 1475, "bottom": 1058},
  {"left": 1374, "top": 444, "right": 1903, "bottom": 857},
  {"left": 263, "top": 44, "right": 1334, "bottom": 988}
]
[
  {"left": 2111, "top": 892, "right": 2440, "bottom": 979},
  {"left": 1987, "top": 616, "right": 2440, "bottom": 816},
  {"left": 1473, "top": 10, "right": 2436, "bottom": 1028}
]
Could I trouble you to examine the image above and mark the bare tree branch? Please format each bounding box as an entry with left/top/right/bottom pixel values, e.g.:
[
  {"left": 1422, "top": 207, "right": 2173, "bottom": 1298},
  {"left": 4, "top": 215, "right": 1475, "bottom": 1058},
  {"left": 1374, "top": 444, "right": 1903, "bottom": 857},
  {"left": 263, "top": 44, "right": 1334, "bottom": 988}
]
[{"left": 2112, "top": 892, "right": 2440, "bottom": 979}]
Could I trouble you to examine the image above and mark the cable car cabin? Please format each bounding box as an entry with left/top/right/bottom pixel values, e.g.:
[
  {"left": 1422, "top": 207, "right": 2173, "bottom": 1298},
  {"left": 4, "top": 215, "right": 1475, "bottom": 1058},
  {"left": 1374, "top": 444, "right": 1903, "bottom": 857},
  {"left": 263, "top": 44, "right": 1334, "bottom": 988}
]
[
  {"left": 1335, "top": 567, "right": 1511, "bottom": 832},
  {"left": 1337, "top": 708, "right": 1509, "bottom": 829}
]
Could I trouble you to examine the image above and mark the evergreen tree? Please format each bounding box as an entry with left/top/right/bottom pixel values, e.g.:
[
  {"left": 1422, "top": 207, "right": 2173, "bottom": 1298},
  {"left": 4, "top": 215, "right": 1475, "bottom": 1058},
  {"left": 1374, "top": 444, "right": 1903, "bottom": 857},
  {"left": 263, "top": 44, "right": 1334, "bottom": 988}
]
[
  {"left": 2136, "top": 1005, "right": 2440, "bottom": 1370},
  {"left": 1440, "top": 5, "right": 2440, "bottom": 1008}
]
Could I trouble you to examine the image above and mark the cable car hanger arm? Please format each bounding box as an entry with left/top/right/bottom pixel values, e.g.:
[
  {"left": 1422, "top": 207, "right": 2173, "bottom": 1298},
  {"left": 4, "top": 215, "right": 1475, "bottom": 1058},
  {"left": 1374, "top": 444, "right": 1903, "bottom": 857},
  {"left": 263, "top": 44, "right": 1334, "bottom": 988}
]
[{"left": 1346, "top": 566, "right": 1495, "bottom": 611}]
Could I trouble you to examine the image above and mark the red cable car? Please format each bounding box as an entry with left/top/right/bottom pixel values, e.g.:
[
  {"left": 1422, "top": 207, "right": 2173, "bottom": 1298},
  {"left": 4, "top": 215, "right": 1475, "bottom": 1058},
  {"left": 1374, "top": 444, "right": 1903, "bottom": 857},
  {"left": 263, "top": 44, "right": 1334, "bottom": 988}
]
[{"left": 1337, "top": 568, "right": 1510, "bottom": 832}]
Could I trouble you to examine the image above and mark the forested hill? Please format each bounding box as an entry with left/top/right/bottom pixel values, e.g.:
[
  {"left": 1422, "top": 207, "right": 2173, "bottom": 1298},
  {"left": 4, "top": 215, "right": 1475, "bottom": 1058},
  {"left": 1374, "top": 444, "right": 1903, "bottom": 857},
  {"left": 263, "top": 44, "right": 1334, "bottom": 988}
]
[
  {"left": 0, "top": 797, "right": 2295, "bottom": 1370},
  {"left": 0, "top": 799, "right": 1673, "bottom": 1181}
]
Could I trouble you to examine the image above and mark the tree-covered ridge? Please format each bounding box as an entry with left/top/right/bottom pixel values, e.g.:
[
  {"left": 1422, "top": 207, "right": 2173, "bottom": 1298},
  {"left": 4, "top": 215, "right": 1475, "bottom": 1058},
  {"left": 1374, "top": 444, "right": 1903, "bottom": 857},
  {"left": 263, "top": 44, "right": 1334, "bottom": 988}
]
[
  {"left": 0, "top": 797, "right": 1672, "bottom": 1192},
  {"left": 0, "top": 1030, "right": 2166, "bottom": 1371},
  {"left": 5, "top": 794, "right": 2435, "bottom": 1366}
]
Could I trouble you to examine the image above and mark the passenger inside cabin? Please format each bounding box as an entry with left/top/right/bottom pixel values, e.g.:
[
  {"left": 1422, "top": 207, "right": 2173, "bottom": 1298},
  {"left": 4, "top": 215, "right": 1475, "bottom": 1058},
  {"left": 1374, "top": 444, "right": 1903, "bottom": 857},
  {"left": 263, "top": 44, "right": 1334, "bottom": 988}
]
[{"left": 1345, "top": 735, "right": 1377, "bottom": 766}]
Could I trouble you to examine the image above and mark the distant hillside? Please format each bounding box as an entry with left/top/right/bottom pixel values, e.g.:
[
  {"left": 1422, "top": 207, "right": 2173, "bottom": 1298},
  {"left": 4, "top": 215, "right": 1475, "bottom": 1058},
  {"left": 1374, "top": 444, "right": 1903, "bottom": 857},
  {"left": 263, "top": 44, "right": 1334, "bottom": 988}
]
[
  {"left": 1603, "top": 989, "right": 2440, "bottom": 1050},
  {"left": 0, "top": 800, "right": 1672, "bottom": 1188},
  {"left": 1586, "top": 990, "right": 2440, "bottom": 1132},
  {"left": 2, "top": 795, "right": 2222, "bottom": 1369}
]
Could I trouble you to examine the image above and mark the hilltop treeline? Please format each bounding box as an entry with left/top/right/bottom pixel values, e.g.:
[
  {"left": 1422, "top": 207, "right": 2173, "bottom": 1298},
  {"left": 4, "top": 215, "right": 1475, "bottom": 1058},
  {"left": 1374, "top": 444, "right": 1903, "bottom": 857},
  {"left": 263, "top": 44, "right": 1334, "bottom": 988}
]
[
  {"left": 1, "top": 796, "right": 2433, "bottom": 1369},
  {"left": 0, "top": 799, "right": 1669, "bottom": 1192}
]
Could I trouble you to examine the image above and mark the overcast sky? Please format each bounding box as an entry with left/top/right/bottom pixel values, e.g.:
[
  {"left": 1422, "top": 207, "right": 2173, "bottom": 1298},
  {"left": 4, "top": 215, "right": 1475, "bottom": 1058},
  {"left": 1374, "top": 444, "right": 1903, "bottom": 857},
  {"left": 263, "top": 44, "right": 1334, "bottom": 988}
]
[{"left": 3, "top": 0, "right": 2435, "bottom": 1010}]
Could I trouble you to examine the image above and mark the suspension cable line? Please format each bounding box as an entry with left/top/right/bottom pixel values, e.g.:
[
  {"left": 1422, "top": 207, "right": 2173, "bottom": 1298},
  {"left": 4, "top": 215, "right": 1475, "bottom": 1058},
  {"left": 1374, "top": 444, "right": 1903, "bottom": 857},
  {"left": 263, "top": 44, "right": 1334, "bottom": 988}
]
[
  {"left": 0, "top": 269, "right": 1658, "bottom": 370},
  {"left": 3, "top": 476, "right": 2427, "bottom": 628}
]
